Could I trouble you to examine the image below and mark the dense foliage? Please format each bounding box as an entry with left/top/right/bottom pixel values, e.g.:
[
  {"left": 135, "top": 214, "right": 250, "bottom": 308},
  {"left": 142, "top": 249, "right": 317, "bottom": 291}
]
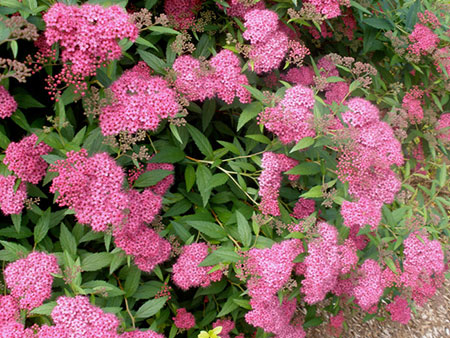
[{"left": 0, "top": 0, "right": 449, "bottom": 337}]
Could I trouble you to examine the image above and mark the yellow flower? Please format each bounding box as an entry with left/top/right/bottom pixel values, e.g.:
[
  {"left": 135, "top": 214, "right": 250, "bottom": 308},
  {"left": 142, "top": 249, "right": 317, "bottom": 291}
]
[{"left": 198, "top": 326, "right": 222, "bottom": 338}]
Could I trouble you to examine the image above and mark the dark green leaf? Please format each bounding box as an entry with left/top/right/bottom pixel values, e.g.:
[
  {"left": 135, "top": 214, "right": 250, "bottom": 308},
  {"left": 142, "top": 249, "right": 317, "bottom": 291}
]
[
  {"left": 135, "top": 297, "right": 167, "bottom": 319},
  {"left": 187, "top": 124, "right": 214, "bottom": 158},
  {"left": 185, "top": 220, "right": 227, "bottom": 238},
  {"left": 134, "top": 169, "right": 173, "bottom": 188}
]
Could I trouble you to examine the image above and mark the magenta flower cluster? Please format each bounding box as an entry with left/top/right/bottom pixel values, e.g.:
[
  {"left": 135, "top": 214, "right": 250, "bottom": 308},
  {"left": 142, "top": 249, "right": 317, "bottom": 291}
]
[{"left": 0, "top": 85, "right": 17, "bottom": 119}]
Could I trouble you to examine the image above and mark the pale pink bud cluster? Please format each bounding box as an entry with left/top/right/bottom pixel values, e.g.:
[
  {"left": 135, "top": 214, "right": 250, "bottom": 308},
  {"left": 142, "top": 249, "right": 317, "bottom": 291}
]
[
  {"left": 437, "top": 113, "right": 450, "bottom": 141},
  {"left": 212, "top": 319, "right": 234, "bottom": 338},
  {"left": 244, "top": 10, "right": 289, "bottom": 74},
  {"left": 172, "top": 243, "right": 223, "bottom": 290},
  {"left": 402, "top": 86, "right": 424, "bottom": 123},
  {"left": 4, "top": 134, "right": 52, "bottom": 184},
  {"left": 324, "top": 82, "right": 349, "bottom": 104},
  {"left": 304, "top": 0, "right": 350, "bottom": 19},
  {"left": 300, "top": 223, "right": 357, "bottom": 304},
  {"left": 164, "top": 0, "right": 202, "bottom": 29},
  {"left": 407, "top": 23, "right": 439, "bottom": 56},
  {"left": 386, "top": 296, "right": 411, "bottom": 324},
  {"left": 0, "top": 85, "right": 17, "bottom": 119},
  {"left": 44, "top": 3, "right": 138, "bottom": 77},
  {"left": 50, "top": 149, "right": 128, "bottom": 232},
  {"left": 259, "top": 85, "right": 315, "bottom": 145},
  {"left": 173, "top": 308, "right": 195, "bottom": 330},
  {"left": 0, "top": 175, "right": 27, "bottom": 215},
  {"left": 100, "top": 62, "right": 180, "bottom": 135},
  {"left": 291, "top": 198, "right": 315, "bottom": 219},
  {"left": 173, "top": 50, "right": 251, "bottom": 104},
  {"left": 258, "top": 152, "right": 298, "bottom": 216},
  {"left": 4, "top": 252, "right": 59, "bottom": 311}
]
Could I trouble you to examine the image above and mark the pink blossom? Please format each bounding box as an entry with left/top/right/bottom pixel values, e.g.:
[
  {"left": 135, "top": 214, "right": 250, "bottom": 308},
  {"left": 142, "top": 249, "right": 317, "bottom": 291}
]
[
  {"left": 243, "top": 10, "right": 279, "bottom": 44},
  {"left": 164, "top": 0, "right": 202, "bottom": 29},
  {"left": 100, "top": 62, "right": 180, "bottom": 135},
  {"left": 218, "top": 0, "right": 265, "bottom": 19},
  {"left": 172, "top": 243, "right": 223, "bottom": 290},
  {"left": 408, "top": 23, "right": 439, "bottom": 56},
  {"left": 4, "top": 134, "right": 52, "bottom": 184},
  {"left": 44, "top": 3, "right": 138, "bottom": 77},
  {"left": 0, "top": 175, "right": 27, "bottom": 215},
  {"left": 282, "top": 66, "right": 315, "bottom": 86},
  {"left": 328, "top": 311, "right": 344, "bottom": 337},
  {"left": 50, "top": 149, "right": 128, "bottom": 232},
  {"left": 128, "top": 160, "right": 174, "bottom": 196},
  {"left": 0, "top": 85, "right": 17, "bottom": 119},
  {"left": 259, "top": 85, "right": 315, "bottom": 145},
  {"left": 0, "top": 296, "right": 19, "bottom": 326},
  {"left": 325, "top": 82, "right": 349, "bottom": 104},
  {"left": 437, "top": 113, "right": 450, "bottom": 141},
  {"left": 258, "top": 152, "right": 299, "bottom": 216},
  {"left": 304, "top": 0, "right": 350, "bottom": 19},
  {"left": 173, "top": 308, "right": 195, "bottom": 330},
  {"left": 341, "top": 198, "right": 382, "bottom": 230},
  {"left": 212, "top": 319, "right": 234, "bottom": 338},
  {"left": 353, "top": 259, "right": 383, "bottom": 311},
  {"left": 51, "top": 296, "right": 120, "bottom": 337},
  {"left": 4, "top": 252, "right": 60, "bottom": 311},
  {"left": 386, "top": 296, "right": 411, "bottom": 324},
  {"left": 291, "top": 198, "right": 315, "bottom": 219},
  {"left": 0, "top": 321, "right": 35, "bottom": 338},
  {"left": 249, "top": 32, "right": 289, "bottom": 74},
  {"left": 341, "top": 97, "right": 380, "bottom": 128},
  {"left": 120, "top": 331, "right": 165, "bottom": 338},
  {"left": 402, "top": 87, "right": 424, "bottom": 123}
]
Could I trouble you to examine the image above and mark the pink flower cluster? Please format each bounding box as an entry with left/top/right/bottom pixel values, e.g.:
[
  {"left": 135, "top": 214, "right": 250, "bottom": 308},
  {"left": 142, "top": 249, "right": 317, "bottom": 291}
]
[
  {"left": 50, "top": 149, "right": 128, "bottom": 232},
  {"left": 0, "top": 175, "right": 27, "bottom": 215},
  {"left": 437, "top": 113, "right": 450, "bottom": 141},
  {"left": 0, "top": 296, "right": 19, "bottom": 326},
  {"left": 0, "top": 85, "right": 17, "bottom": 119},
  {"left": 418, "top": 10, "right": 440, "bottom": 29},
  {"left": 4, "top": 134, "right": 52, "bottom": 184},
  {"left": 304, "top": 0, "right": 350, "bottom": 19},
  {"left": 4, "top": 252, "right": 59, "bottom": 311},
  {"left": 259, "top": 85, "right": 315, "bottom": 145},
  {"left": 337, "top": 98, "right": 403, "bottom": 231},
  {"left": 300, "top": 223, "right": 357, "bottom": 304},
  {"left": 244, "top": 9, "right": 289, "bottom": 74},
  {"left": 100, "top": 62, "right": 180, "bottom": 135},
  {"left": 239, "top": 240, "right": 305, "bottom": 337},
  {"left": 386, "top": 296, "right": 411, "bottom": 324},
  {"left": 402, "top": 86, "right": 424, "bottom": 123},
  {"left": 212, "top": 319, "right": 234, "bottom": 338},
  {"left": 291, "top": 198, "right": 315, "bottom": 219},
  {"left": 218, "top": 0, "right": 265, "bottom": 19},
  {"left": 352, "top": 259, "right": 383, "bottom": 311},
  {"left": 282, "top": 66, "right": 315, "bottom": 86},
  {"left": 173, "top": 50, "right": 251, "bottom": 104},
  {"left": 173, "top": 308, "right": 195, "bottom": 330},
  {"left": 164, "top": 0, "right": 202, "bottom": 29},
  {"left": 408, "top": 23, "right": 439, "bottom": 56},
  {"left": 44, "top": 3, "right": 138, "bottom": 77},
  {"left": 172, "top": 243, "right": 223, "bottom": 290},
  {"left": 258, "top": 152, "right": 298, "bottom": 216},
  {"left": 328, "top": 311, "right": 345, "bottom": 337},
  {"left": 128, "top": 159, "right": 174, "bottom": 196}
]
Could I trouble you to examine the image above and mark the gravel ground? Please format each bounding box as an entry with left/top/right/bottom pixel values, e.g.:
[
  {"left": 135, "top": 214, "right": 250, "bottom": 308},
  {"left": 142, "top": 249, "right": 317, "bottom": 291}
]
[{"left": 306, "top": 279, "right": 450, "bottom": 338}]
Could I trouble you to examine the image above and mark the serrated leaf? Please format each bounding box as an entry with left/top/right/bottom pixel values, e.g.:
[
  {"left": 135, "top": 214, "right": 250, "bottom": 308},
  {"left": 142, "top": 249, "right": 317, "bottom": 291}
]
[
  {"left": 286, "top": 162, "right": 321, "bottom": 175},
  {"left": 81, "top": 252, "right": 113, "bottom": 272},
  {"left": 134, "top": 169, "right": 173, "bottom": 188},
  {"left": 125, "top": 265, "right": 141, "bottom": 297},
  {"left": 217, "top": 297, "right": 239, "bottom": 317},
  {"left": 29, "top": 301, "right": 57, "bottom": 316},
  {"left": 148, "top": 26, "right": 181, "bottom": 35},
  {"left": 148, "top": 146, "right": 185, "bottom": 163},
  {"left": 34, "top": 207, "right": 51, "bottom": 244},
  {"left": 300, "top": 185, "right": 322, "bottom": 198},
  {"left": 290, "top": 137, "right": 315, "bottom": 152},
  {"left": 196, "top": 164, "right": 212, "bottom": 206},
  {"left": 135, "top": 297, "right": 167, "bottom": 319},
  {"left": 185, "top": 165, "right": 195, "bottom": 191},
  {"left": 384, "top": 257, "right": 397, "bottom": 274},
  {"left": 199, "top": 247, "right": 241, "bottom": 266},
  {"left": 185, "top": 220, "right": 226, "bottom": 239},
  {"left": 363, "top": 18, "right": 393, "bottom": 30},
  {"left": 245, "top": 134, "right": 271, "bottom": 144},
  {"left": 11, "top": 213, "right": 21, "bottom": 233},
  {"left": 187, "top": 124, "right": 214, "bottom": 158},
  {"left": 237, "top": 102, "right": 262, "bottom": 131},
  {"left": 236, "top": 210, "right": 252, "bottom": 247},
  {"left": 138, "top": 49, "right": 167, "bottom": 74},
  {"left": 60, "top": 223, "right": 77, "bottom": 258},
  {"left": 242, "top": 85, "right": 266, "bottom": 102}
]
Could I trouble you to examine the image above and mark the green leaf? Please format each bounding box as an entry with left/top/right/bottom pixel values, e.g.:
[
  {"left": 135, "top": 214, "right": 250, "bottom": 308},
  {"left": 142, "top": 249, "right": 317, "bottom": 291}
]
[
  {"left": 185, "top": 220, "right": 227, "bottom": 239},
  {"left": 187, "top": 124, "right": 214, "bottom": 158},
  {"left": 242, "top": 85, "right": 266, "bottom": 102},
  {"left": 185, "top": 165, "right": 196, "bottom": 191},
  {"left": 148, "top": 26, "right": 181, "bottom": 35},
  {"left": 303, "top": 317, "right": 324, "bottom": 328},
  {"left": 217, "top": 297, "right": 239, "bottom": 317},
  {"left": 438, "top": 164, "right": 447, "bottom": 188},
  {"left": 233, "top": 298, "right": 251, "bottom": 309},
  {"left": 82, "top": 280, "right": 125, "bottom": 297},
  {"left": 350, "top": 0, "right": 372, "bottom": 15},
  {"left": 11, "top": 214, "right": 21, "bottom": 233},
  {"left": 285, "top": 162, "right": 321, "bottom": 175},
  {"left": 134, "top": 169, "right": 173, "bottom": 188},
  {"left": 326, "top": 76, "right": 346, "bottom": 83},
  {"left": 60, "top": 223, "right": 77, "bottom": 258},
  {"left": 135, "top": 36, "right": 157, "bottom": 50},
  {"left": 29, "top": 301, "right": 57, "bottom": 316},
  {"left": 196, "top": 164, "right": 213, "bottom": 206},
  {"left": 236, "top": 210, "right": 252, "bottom": 247},
  {"left": 245, "top": 134, "right": 271, "bottom": 144},
  {"left": 135, "top": 297, "right": 168, "bottom": 319},
  {"left": 0, "top": 240, "right": 29, "bottom": 261},
  {"left": 34, "top": 207, "right": 51, "bottom": 245},
  {"left": 199, "top": 247, "right": 241, "bottom": 266},
  {"left": 138, "top": 49, "right": 167, "bottom": 74},
  {"left": 300, "top": 185, "right": 322, "bottom": 198},
  {"left": 290, "top": 137, "right": 315, "bottom": 152},
  {"left": 363, "top": 18, "right": 393, "bottom": 30},
  {"left": 384, "top": 257, "right": 397, "bottom": 274},
  {"left": 202, "top": 99, "right": 216, "bottom": 132},
  {"left": 81, "top": 252, "right": 113, "bottom": 272},
  {"left": 148, "top": 146, "right": 185, "bottom": 163},
  {"left": 210, "top": 173, "right": 228, "bottom": 188},
  {"left": 237, "top": 102, "right": 262, "bottom": 131},
  {"left": 125, "top": 265, "right": 141, "bottom": 297}
]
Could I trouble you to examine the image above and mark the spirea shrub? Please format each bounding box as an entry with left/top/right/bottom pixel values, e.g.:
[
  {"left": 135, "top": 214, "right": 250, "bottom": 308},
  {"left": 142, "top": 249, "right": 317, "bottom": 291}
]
[{"left": 0, "top": 0, "right": 449, "bottom": 337}]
